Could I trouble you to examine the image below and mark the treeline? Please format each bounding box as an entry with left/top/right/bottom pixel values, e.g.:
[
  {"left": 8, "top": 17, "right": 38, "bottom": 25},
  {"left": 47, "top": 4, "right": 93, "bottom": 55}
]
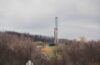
[
  {"left": 5, "top": 31, "right": 54, "bottom": 43},
  {"left": 5, "top": 31, "right": 73, "bottom": 44},
  {"left": 0, "top": 32, "right": 44, "bottom": 65},
  {"left": 58, "top": 41, "right": 100, "bottom": 65},
  {"left": 0, "top": 31, "right": 100, "bottom": 65}
]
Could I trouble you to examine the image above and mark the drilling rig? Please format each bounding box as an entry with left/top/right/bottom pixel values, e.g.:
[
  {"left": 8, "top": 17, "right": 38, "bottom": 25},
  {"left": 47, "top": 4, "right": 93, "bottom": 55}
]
[
  {"left": 41, "top": 17, "right": 59, "bottom": 59},
  {"left": 54, "top": 17, "right": 58, "bottom": 45},
  {"left": 49, "top": 17, "right": 58, "bottom": 46}
]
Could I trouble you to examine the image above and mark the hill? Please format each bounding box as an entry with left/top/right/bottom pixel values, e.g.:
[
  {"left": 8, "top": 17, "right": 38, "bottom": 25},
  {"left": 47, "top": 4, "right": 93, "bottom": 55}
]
[{"left": 3, "top": 31, "right": 73, "bottom": 44}]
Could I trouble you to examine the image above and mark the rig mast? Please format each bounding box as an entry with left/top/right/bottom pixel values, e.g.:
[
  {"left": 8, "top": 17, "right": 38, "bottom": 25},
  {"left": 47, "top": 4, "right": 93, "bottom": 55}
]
[{"left": 54, "top": 17, "right": 58, "bottom": 44}]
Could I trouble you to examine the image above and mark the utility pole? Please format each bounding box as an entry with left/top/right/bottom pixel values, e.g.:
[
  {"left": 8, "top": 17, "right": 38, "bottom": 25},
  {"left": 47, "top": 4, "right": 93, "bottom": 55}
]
[{"left": 54, "top": 17, "right": 58, "bottom": 44}]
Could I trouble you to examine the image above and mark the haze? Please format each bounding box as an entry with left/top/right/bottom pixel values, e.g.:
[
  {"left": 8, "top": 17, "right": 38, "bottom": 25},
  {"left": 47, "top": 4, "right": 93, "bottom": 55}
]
[{"left": 0, "top": 0, "right": 100, "bottom": 40}]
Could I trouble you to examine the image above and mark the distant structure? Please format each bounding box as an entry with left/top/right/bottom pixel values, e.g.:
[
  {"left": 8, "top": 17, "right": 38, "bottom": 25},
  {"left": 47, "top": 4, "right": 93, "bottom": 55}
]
[
  {"left": 54, "top": 17, "right": 58, "bottom": 44},
  {"left": 26, "top": 60, "right": 33, "bottom": 65},
  {"left": 76, "top": 36, "right": 88, "bottom": 43},
  {"left": 79, "top": 37, "right": 86, "bottom": 42}
]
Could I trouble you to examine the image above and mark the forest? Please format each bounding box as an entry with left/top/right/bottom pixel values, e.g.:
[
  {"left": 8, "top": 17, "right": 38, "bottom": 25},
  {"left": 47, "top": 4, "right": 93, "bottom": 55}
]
[{"left": 0, "top": 31, "right": 100, "bottom": 65}]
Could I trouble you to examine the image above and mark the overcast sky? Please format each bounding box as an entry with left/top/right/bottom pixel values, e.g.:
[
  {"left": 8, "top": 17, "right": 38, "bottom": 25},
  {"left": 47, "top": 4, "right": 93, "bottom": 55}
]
[{"left": 0, "top": 0, "right": 100, "bottom": 40}]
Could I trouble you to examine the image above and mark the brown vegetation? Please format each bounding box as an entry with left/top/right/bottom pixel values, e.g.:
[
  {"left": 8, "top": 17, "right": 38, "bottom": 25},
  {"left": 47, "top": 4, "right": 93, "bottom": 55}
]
[
  {"left": 0, "top": 31, "right": 100, "bottom": 65},
  {"left": 0, "top": 32, "right": 37, "bottom": 65}
]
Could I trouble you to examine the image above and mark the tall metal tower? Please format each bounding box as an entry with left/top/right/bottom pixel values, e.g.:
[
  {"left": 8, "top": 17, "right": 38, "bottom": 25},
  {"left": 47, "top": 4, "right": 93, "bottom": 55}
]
[{"left": 54, "top": 17, "right": 58, "bottom": 44}]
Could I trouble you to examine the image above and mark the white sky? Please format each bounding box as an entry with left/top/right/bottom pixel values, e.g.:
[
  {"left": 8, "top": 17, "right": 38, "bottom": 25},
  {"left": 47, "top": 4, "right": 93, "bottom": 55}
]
[{"left": 0, "top": 0, "right": 100, "bottom": 40}]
